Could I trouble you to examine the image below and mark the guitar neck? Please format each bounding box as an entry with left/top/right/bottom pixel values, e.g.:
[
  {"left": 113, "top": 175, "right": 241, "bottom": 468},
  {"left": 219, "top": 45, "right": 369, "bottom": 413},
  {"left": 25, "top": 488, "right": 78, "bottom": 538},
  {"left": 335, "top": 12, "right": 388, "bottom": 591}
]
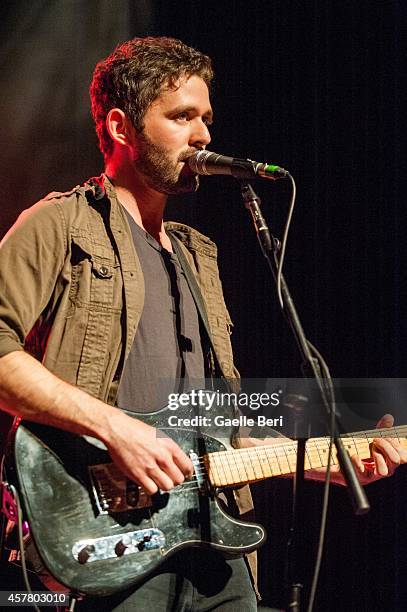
[{"left": 205, "top": 425, "right": 407, "bottom": 488}]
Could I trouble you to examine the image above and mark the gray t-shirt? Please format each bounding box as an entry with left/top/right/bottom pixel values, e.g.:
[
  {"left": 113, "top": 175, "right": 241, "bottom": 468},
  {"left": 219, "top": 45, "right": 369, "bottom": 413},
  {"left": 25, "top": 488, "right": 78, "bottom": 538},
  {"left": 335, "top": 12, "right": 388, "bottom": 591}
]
[{"left": 116, "top": 212, "right": 205, "bottom": 413}]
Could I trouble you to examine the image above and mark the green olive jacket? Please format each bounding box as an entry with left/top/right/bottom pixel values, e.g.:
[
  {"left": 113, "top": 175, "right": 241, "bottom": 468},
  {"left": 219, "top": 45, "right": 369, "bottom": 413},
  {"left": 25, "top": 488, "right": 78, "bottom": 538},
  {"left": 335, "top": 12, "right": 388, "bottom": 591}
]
[
  {"left": 0, "top": 174, "right": 257, "bottom": 590},
  {"left": 0, "top": 175, "right": 237, "bottom": 395}
]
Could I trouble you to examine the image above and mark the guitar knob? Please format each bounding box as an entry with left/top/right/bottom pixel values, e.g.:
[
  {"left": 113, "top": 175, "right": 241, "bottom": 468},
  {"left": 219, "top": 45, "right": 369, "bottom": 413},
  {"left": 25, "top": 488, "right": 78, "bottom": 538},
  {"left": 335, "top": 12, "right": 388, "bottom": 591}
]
[
  {"left": 77, "top": 544, "right": 95, "bottom": 564},
  {"left": 115, "top": 535, "right": 132, "bottom": 557}
]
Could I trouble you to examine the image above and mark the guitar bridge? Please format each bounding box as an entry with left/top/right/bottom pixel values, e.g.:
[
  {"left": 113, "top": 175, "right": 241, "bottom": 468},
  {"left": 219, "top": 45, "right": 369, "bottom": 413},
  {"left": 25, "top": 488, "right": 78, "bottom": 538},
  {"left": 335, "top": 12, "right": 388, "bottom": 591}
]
[
  {"left": 88, "top": 463, "right": 152, "bottom": 514},
  {"left": 189, "top": 450, "right": 211, "bottom": 494}
]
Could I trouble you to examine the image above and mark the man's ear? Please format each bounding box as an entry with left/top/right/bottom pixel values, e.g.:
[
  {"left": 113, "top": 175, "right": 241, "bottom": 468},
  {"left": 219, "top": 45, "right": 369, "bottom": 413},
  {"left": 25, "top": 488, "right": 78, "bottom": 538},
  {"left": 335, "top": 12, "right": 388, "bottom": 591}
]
[{"left": 106, "top": 109, "right": 135, "bottom": 149}]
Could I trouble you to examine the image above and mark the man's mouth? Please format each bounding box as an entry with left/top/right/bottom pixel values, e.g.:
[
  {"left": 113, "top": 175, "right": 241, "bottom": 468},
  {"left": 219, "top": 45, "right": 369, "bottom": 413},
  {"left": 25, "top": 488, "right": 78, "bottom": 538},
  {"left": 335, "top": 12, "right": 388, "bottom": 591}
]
[{"left": 179, "top": 162, "right": 195, "bottom": 177}]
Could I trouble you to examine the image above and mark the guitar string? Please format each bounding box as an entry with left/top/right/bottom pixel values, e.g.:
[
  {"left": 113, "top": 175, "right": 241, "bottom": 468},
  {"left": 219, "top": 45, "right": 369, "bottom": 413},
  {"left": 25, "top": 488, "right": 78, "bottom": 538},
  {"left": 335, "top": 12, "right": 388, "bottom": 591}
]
[
  {"left": 161, "top": 426, "right": 407, "bottom": 483},
  {"left": 192, "top": 428, "right": 407, "bottom": 466},
  {"left": 103, "top": 428, "right": 407, "bottom": 502},
  {"left": 184, "top": 432, "right": 391, "bottom": 485},
  {"left": 114, "top": 436, "right": 370, "bottom": 497},
  {"left": 182, "top": 428, "right": 400, "bottom": 476},
  {"left": 109, "top": 429, "right": 407, "bottom": 500},
  {"left": 171, "top": 433, "right": 399, "bottom": 491}
]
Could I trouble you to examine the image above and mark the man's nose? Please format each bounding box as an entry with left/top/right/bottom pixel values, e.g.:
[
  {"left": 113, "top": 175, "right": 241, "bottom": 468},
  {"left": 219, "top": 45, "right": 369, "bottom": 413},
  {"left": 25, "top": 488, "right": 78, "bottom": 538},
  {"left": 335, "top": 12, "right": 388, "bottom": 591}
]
[{"left": 189, "top": 119, "right": 211, "bottom": 148}]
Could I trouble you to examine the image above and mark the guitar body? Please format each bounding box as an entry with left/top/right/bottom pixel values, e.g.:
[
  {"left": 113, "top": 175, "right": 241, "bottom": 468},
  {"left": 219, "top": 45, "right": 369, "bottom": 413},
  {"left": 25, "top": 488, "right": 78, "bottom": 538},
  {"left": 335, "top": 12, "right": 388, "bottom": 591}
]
[{"left": 12, "top": 402, "right": 265, "bottom": 596}]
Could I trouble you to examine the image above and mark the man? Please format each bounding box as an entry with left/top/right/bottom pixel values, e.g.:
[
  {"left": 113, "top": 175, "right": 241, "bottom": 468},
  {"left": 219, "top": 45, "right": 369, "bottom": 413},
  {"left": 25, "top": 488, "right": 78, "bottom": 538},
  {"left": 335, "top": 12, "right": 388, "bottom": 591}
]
[{"left": 0, "top": 37, "right": 405, "bottom": 611}]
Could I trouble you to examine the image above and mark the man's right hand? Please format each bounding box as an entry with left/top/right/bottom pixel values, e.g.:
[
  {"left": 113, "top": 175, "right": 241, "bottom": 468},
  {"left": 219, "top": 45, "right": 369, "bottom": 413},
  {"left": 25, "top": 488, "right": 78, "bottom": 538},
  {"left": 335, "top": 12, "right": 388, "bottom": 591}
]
[
  {"left": 0, "top": 351, "right": 193, "bottom": 496},
  {"left": 103, "top": 412, "right": 194, "bottom": 494}
]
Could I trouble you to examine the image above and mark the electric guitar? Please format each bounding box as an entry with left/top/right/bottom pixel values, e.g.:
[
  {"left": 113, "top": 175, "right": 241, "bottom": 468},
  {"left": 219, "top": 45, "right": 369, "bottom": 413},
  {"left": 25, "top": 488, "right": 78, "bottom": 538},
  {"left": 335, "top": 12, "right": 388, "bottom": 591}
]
[{"left": 7, "top": 396, "right": 407, "bottom": 596}]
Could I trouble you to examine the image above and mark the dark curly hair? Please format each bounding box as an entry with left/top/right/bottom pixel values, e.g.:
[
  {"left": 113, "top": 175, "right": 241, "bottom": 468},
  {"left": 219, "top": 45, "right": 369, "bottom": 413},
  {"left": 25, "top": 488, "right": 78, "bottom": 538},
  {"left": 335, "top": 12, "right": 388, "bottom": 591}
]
[{"left": 90, "top": 36, "right": 214, "bottom": 159}]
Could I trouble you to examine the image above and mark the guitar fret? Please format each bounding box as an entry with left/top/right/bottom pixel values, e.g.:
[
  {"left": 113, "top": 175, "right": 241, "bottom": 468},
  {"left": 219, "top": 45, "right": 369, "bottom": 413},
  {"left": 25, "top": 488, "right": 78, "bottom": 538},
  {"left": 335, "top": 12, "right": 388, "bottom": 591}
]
[
  {"left": 319, "top": 441, "right": 333, "bottom": 462},
  {"left": 283, "top": 449, "right": 296, "bottom": 472},
  {"left": 206, "top": 454, "right": 223, "bottom": 486},
  {"left": 268, "top": 450, "right": 281, "bottom": 476},
  {"left": 274, "top": 445, "right": 290, "bottom": 473},
  {"left": 229, "top": 449, "right": 250, "bottom": 484},
  {"left": 228, "top": 451, "right": 273, "bottom": 480},
  {"left": 305, "top": 446, "right": 322, "bottom": 469},
  {"left": 222, "top": 451, "right": 237, "bottom": 485},
  {"left": 261, "top": 449, "right": 282, "bottom": 477},
  {"left": 313, "top": 440, "right": 324, "bottom": 466},
  {"left": 255, "top": 448, "right": 272, "bottom": 478},
  {"left": 220, "top": 453, "right": 236, "bottom": 485},
  {"left": 326, "top": 438, "right": 368, "bottom": 460},
  {"left": 246, "top": 449, "right": 264, "bottom": 479},
  {"left": 221, "top": 452, "right": 234, "bottom": 486},
  {"left": 235, "top": 449, "right": 281, "bottom": 478},
  {"left": 213, "top": 455, "right": 228, "bottom": 485},
  {"left": 348, "top": 437, "right": 359, "bottom": 456},
  {"left": 271, "top": 447, "right": 283, "bottom": 475},
  {"left": 268, "top": 452, "right": 282, "bottom": 475},
  {"left": 257, "top": 447, "right": 275, "bottom": 477},
  {"left": 316, "top": 440, "right": 337, "bottom": 466},
  {"left": 241, "top": 451, "right": 258, "bottom": 481}
]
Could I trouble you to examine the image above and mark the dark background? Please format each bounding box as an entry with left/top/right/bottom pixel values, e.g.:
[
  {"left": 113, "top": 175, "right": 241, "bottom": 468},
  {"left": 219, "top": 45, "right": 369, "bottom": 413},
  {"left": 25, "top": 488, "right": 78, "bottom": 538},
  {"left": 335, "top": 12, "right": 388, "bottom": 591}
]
[{"left": 1, "top": 1, "right": 406, "bottom": 610}]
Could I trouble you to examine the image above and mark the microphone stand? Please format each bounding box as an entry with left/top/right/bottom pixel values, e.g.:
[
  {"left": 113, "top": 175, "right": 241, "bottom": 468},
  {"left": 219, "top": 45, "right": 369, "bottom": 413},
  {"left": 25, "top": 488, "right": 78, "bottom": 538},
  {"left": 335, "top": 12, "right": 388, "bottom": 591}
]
[{"left": 239, "top": 181, "right": 370, "bottom": 612}]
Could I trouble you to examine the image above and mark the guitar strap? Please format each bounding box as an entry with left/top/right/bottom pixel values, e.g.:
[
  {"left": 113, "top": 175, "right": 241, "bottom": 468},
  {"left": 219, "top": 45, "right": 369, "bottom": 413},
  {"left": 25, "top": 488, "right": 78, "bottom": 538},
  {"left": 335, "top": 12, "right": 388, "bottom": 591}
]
[
  {"left": 169, "top": 236, "right": 248, "bottom": 542},
  {"left": 168, "top": 234, "right": 221, "bottom": 380}
]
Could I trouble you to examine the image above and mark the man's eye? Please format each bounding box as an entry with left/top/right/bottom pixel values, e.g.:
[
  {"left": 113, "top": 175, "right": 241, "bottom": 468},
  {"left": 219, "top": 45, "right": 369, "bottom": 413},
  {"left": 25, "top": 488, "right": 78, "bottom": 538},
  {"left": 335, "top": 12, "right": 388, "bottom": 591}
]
[{"left": 176, "top": 113, "right": 189, "bottom": 121}]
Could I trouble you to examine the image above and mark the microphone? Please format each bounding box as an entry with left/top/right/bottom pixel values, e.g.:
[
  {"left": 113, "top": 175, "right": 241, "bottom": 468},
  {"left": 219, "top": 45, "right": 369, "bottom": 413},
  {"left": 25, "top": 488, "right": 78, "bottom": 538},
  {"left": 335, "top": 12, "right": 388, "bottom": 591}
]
[{"left": 188, "top": 150, "right": 289, "bottom": 181}]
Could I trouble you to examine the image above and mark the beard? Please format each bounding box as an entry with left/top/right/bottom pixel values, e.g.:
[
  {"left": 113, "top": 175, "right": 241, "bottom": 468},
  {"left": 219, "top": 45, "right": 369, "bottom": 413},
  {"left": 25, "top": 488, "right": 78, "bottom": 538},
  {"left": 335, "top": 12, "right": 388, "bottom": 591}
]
[{"left": 133, "top": 131, "right": 200, "bottom": 195}]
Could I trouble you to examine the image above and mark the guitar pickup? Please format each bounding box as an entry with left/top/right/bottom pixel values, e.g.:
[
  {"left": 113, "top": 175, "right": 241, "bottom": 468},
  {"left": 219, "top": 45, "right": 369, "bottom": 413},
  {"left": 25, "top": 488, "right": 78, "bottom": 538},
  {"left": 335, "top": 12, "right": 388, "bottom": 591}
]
[{"left": 88, "top": 463, "right": 152, "bottom": 514}]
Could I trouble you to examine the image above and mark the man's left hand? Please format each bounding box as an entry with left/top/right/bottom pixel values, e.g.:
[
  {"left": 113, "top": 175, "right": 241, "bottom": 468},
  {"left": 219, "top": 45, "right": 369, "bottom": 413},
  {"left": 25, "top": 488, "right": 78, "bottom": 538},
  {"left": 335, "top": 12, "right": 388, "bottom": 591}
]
[{"left": 310, "top": 414, "right": 407, "bottom": 486}]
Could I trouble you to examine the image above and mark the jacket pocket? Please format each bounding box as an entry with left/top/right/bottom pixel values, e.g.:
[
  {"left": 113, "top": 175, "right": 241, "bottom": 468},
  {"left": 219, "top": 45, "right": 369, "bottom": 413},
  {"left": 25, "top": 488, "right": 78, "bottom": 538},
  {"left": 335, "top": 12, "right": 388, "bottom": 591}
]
[{"left": 69, "top": 235, "right": 118, "bottom": 308}]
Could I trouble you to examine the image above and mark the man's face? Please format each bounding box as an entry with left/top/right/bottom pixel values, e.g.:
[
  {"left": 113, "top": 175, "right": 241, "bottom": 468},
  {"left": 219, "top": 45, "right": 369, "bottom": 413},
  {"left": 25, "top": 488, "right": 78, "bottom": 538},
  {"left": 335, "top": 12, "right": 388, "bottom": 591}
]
[{"left": 133, "top": 75, "right": 213, "bottom": 194}]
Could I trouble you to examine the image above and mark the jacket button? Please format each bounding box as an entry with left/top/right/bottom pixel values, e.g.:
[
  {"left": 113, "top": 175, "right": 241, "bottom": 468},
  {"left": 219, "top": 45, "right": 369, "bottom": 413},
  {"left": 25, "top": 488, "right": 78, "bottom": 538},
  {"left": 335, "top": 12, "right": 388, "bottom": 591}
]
[{"left": 99, "top": 265, "right": 109, "bottom": 276}]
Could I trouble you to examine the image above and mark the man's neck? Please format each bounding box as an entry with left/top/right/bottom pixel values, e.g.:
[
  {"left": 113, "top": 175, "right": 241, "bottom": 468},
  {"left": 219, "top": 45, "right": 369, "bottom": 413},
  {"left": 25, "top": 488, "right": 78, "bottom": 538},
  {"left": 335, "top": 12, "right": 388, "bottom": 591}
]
[{"left": 106, "top": 163, "right": 171, "bottom": 248}]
